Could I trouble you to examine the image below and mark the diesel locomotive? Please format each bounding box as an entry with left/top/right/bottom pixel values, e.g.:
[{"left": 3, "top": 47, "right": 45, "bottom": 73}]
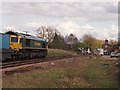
[{"left": 0, "top": 31, "right": 48, "bottom": 60}]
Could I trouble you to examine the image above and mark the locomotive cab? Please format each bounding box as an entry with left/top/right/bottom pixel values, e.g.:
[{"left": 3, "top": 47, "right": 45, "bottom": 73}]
[{"left": 10, "top": 35, "right": 22, "bottom": 50}]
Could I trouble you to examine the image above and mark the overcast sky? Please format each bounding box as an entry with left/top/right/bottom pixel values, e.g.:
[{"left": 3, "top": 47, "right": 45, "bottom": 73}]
[{"left": 0, "top": 2, "right": 118, "bottom": 40}]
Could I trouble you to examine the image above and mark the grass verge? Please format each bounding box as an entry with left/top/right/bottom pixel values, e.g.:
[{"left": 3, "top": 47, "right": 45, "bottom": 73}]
[{"left": 2, "top": 56, "right": 118, "bottom": 88}]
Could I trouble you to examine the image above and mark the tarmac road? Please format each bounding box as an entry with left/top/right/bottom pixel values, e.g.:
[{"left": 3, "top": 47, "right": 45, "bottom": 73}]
[{"left": 101, "top": 55, "right": 118, "bottom": 60}]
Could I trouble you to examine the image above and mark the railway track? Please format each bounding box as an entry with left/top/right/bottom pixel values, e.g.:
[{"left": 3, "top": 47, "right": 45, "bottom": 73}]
[
  {"left": 0, "top": 55, "right": 76, "bottom": 69},
  {"left": 1, "top": 59, "right": 44, "bottom": 69}
]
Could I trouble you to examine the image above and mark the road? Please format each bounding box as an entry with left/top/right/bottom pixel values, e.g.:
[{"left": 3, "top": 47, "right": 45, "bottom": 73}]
[{"left": 101, "top": 55, "right": 118, "bottom": 60}]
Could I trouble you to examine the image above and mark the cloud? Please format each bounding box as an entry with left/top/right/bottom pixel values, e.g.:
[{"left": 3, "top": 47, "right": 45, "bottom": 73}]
[
  {"left": 91, "top": 25, "right": 118, "bottom": 40},
  {"left": 63, "top": 21, "right": 117, "bottom": 40},
  {"left": 81, "top": 24, "right": 95, "bottom": 30},
  {"left": 56, "top": 18, "right": 118, "bottom": 40},
  {"left": 2, "top": 21, "right": 118, "bottom": 41},
  {"left": 1, "top": 2, "right": 118, "bottom": 40},
  {"left": 2, "top": 2, "right": 118, "bottom": 22},
  {"left": 2, "top": 25, "right": 17, "bottom": 31}
]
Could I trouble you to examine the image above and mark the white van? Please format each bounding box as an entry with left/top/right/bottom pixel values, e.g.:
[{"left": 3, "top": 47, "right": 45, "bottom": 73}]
[{"left": 97, "top": 48, "right": 104, "bottom": 55}]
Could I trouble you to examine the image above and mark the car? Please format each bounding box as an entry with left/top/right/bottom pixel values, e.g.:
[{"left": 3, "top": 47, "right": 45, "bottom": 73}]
[
  {"left": 118, "top": 52, "right": 120, "bottom": 58},
  {"left": 110, "top": 51, "right": 118, "bottom": 58}
]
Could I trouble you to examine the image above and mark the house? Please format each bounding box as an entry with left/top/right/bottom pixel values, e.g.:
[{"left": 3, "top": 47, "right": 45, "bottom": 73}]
[{"left": 102, "top": 39, "right": 111, "bottom": 55}]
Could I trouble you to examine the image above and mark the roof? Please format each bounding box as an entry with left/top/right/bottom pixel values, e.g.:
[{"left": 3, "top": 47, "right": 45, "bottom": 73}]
[{"left": 5, "top": 31, "right": 46, "bottom": 42}]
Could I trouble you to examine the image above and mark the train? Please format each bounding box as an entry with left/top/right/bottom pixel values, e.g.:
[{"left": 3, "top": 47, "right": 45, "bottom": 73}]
[{"left": 0, "top": 31, "right": 48, "bottom": 61}]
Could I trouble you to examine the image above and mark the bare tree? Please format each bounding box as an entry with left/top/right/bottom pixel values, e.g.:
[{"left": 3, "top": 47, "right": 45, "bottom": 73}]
[
  {"left": 109, "top": 39, "right": 118, "bottom": 46},
  {"left": 36, "top": 25, "right": 62, "bottom": 43}
]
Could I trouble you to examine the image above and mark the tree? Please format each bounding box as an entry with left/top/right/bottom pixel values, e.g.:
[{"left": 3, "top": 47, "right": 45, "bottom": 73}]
[
  {"left": 72, "top": 42, "right": 88, "bottom": 51},
  {"left": 82, "top": 34, "right": 103, "bottom": 50},
  {"left": 36, "top": 26, "right": 62, "bottom": 43},
  {"left": 95, "top": 39, "right": 104, "bottom": 48},
  {"left": 64, "top": 34, "right": 78, "bottom": 49},
  {"left": 49, "top": 33, "right": 70, "bottom": 50},
  {"left": 109, "top": 40, "right": 118, "bottom": 46},
  {"left": 65, "top": 34, "right": 78, "bottom": 44},
  {"left": 82, "top": 34, "right": 95, "bottom": 49},
  {"left": 109, "top": 40, "right": 118, "bottom": 51}
]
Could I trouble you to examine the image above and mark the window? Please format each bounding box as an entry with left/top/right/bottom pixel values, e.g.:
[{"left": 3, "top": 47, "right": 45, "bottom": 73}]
[
  {"left": 11, "top": 37, "right": 18, "bottom": 42},
  {"left": 26, "top": 39, "right": 30, "bottom": 47},
  {"left": 20, "top": 38, "right": 22, "bottom": 43}
]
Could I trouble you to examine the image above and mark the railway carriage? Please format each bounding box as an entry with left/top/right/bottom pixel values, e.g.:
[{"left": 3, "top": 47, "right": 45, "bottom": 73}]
[{"left": 0, "top": 31, "right": 48, "bottom": 60}]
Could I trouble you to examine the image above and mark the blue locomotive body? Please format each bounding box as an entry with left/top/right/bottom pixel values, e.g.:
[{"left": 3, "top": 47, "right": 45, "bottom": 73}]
[
  {"left": 0, "top": 33, "right": 14, "bottom": 60},
  {"left": 0, "top": 31, "right": 48, "bottom": 60}
]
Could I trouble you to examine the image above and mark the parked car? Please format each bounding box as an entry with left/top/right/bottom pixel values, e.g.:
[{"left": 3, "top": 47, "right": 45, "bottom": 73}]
[
  {"left": 110, "top": 51, "right": 118, "bottom": 58},
  {"left": 118, "top": 52, "right": 120, "bottom": 58}
]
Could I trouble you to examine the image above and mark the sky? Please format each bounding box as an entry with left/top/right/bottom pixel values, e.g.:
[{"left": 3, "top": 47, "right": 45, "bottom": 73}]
[{"left": 0, "top": 1, "right": 118, "bottom": 41}]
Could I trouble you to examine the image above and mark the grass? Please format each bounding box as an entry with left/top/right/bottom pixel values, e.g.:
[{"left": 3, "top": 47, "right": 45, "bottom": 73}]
[
  {"left": 2, "top": 55, "right": 118, "bottom": 88},
  {"left": 48, "top": 49, "right": 76, "bottom": 56}
]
